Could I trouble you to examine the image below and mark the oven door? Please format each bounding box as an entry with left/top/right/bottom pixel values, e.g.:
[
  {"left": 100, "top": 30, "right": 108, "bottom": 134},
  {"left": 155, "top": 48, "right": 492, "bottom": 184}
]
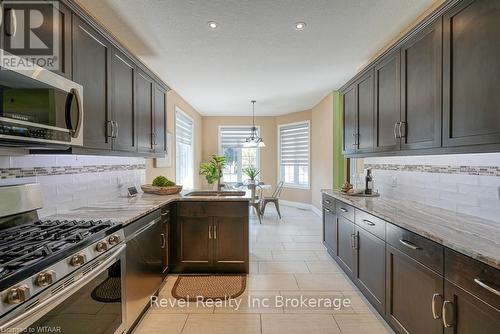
[
  {"left": 0, "top": 245, "right": 126, "bottom": 334},
  {"left": 0, "top": 52, "right": 83, "bottom": 147}
]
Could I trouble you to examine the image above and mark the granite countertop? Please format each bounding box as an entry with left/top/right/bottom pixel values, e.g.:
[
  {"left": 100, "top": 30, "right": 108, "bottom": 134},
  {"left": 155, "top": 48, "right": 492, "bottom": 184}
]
[
  {"left": 322, "top": 189, "right": 500, "bottom": 270},
  {"left": 47, "top": 191, "right": 250, "bottom": 226}
]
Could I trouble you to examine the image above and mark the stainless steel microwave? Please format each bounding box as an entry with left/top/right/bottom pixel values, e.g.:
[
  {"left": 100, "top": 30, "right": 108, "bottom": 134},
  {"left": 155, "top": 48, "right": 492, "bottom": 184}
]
[{"left": 0, "top": 53, "right": 83, "bottom": 147}]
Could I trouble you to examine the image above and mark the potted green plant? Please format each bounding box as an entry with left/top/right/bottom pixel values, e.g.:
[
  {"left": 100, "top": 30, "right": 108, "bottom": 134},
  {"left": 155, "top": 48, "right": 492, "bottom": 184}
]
[
  {"left": 199, "top": 155, "right": 227, "bottom": 190},
  {"left": 243, "top": 166, "right": 260, "bottom": 183}
]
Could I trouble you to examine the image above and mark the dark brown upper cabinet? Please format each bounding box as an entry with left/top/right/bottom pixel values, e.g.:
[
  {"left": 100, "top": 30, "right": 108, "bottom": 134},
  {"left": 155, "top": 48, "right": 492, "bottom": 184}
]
[
  {"left": 52, "top": 2, "right": 72, "bottom": 79},
  {"left": 356, "top": 70, "right": 375, "bottom": 153},
  {"left": 111, "top": 48, "right": 136, "bottom": 152},
  {"left": 443, "top": 0, "right": 500, "bottom": 148},
  {"left": 374, "top": 50, "right": 401, "bottom": 152},
  {"left": 342, "top": 84, "right": 357, "bottom": 155},
  {"left": 401, "top": 17, "right": 442, "bottom": 150},
  {"left": 342, "top": 70, "right": 374, "bottom": 155},
  {"left": 0, "top": 1, "right": 72, "bottom": 78},
  {"left": 72, "top": 14, "right": 112, "bottom": 151},
  {"left": 153, "top": 85, "right": 168, "bottom": 154},
  {"left": 136, "top": 70, "right": 155, "bottom": 154}
]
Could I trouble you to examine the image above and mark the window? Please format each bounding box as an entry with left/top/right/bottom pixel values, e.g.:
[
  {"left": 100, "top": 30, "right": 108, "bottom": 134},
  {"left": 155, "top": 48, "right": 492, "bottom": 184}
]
[
  {"left": 278, "top": 121, "right": 310, "bottom": 188},
  {"left": 175, "top": 108, "right": 194, "bottom": 189},
  {"left": 219, "top": 126, "right": 260, "bottom": 183}
]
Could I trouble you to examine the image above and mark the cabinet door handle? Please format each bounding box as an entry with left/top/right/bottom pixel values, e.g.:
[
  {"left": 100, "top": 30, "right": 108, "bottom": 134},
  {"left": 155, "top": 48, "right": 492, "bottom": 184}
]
[
  {"left": 114, "top": 121, "right": 119, "bottom": 138},
  {"left": 160, "top": 233, "right": 166, "bottom": 249},
  {"left": 213, "top": 225, "right": 217, "bottom": 239},
  {"left": 107, "top": 121, "right": 113, "bottom": 138},
  {"left": 399, "top": 239, "right": 420, "bottom": 250},
  {"left": 208, "top": 226, "right": 212, "bottom": 239},
  {"left": 399, "top": 121, "right": 406, "bottom": 138},
  {"left": 442, "top": 300, "right": 454, "bottom": 328},
  {"left": 362, "top": 219, "right": 375, "bottom": 226},
  {"left": 340, "top": 207, "right": 348, "bottom": 213},
  {"left": 5, "top": 9, "right": 17, "bottom": 37},
  {"left": 394, "top": 122, "right": 400, "bottom": 139},
  {"left": 474, "top": 278, "right": 500, "bottom": 297},
  {"left": 431, "top": 293, "right": 442, "bottom": 319}
]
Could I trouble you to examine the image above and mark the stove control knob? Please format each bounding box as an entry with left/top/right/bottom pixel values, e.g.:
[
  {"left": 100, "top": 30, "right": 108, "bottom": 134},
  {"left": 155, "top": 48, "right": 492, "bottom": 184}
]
[
  {"left": 35, "top": 271, "right": 56, "bottom": 287},
  {"left": 95, "top": 241, "right": 108, "bottom": 252},
  {"left": 5, "top": 285, "right": 30, "bottom": 304},
  {"left": 70, "top": 253, "right": 87, "bottom": 267},
  {"left": 108, "top": 235, "right": 120, "bottom": 245}
]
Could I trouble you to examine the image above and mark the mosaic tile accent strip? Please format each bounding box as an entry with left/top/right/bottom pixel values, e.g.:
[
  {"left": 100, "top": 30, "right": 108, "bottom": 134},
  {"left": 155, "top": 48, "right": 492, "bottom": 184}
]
[
  {"left": 0, "top": 164, "right": 146, "bottom": 179},
  {"left": 364, "top": 164, "right": 500, "bottom": 176}
]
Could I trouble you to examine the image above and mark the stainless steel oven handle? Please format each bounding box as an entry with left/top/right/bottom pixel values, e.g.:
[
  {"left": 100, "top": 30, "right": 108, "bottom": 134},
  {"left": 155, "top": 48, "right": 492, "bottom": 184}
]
[{"left": 0, "top": 244, "right": 125, "bottom": 331}]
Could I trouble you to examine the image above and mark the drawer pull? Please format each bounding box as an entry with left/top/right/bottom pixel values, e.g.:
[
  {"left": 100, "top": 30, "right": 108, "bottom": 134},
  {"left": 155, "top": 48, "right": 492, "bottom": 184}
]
[
  {"left": 324, "top": 199, "right": 331, "bottom": 204},
  {"left": 399, "top": 239, "right": 421, "bottom": 250},
  {"left": 362, "top": 219, "right": 375, "bottom": 226},
  {"left": 474, "top": 278, "right": 500, "bottom": 297},
  {"left": 431, "top": 293, "right": 442, "bottom": 319},
  {"left": 340, "top": 207, "right": 348, "bottom": 213},
  {"left": 442, "top": 300, "right": 454, "bottom": 328},
  {"left": 324, "top": 208, "right": 332, "bottom": 213}
]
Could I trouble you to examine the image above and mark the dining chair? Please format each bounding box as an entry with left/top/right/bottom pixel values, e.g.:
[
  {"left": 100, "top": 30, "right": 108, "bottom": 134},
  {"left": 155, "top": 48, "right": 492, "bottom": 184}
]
[
  {"left": 249, "top": 183, "right": 263, "bottom": 224},
  {"left": 260, "top": 181, "right": 284, "bottom": 219}
]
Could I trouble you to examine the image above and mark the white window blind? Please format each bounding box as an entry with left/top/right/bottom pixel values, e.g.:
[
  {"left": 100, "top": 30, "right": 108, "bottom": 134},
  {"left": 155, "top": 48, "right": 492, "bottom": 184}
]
[
  {"left": 279, "top": 121, "right": 310, "bottom": 187},
  {"left": 219, "top": 126, "right": 260, "bottom": 183},
  {"left": 219, "top": 127, "right": 253, "bottom": 148},
  {"left": 176, "top": 109, "right": 194, "bottom": 189}
]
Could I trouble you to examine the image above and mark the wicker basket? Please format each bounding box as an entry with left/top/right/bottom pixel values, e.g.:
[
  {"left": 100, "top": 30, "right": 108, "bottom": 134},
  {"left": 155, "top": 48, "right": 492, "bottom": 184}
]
[{"left": 141, "top": 184, "right": 183, "bottom": 195}]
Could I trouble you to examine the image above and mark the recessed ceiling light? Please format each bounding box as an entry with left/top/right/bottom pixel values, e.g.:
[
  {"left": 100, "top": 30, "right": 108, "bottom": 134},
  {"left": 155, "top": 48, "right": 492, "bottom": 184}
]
[
  {"left": 208, "top": 21, "right": 218, "bottom": 29},
  {"left": 294, "top": 22, "right": 306, "bottom": 31}
]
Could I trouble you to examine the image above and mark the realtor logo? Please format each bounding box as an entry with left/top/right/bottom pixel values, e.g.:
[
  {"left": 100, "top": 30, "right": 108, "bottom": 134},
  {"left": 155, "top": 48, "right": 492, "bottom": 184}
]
[{"left": 0, "top": 0, "right": 60, "bottom": 71}]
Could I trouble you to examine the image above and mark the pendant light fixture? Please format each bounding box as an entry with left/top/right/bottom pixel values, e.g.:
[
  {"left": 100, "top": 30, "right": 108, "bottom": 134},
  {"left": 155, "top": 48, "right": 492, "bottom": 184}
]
[{"left": 244, "top": 100, "right": 266, "bottom": 148}]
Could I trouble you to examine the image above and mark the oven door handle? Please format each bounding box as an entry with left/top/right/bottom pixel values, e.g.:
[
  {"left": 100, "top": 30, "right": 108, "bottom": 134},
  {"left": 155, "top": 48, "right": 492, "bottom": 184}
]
[{"left": 0, "top": 244, "right": 126, "bottom": 332}]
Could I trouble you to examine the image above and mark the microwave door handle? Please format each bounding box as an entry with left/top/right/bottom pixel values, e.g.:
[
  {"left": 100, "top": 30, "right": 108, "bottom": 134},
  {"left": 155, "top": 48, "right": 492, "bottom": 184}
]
[
  {"left": 65, "top": 88, "right": 83, "bottom": 138},
  {"left": 0, "top": 244, "right": 125, "bottom": 332}
]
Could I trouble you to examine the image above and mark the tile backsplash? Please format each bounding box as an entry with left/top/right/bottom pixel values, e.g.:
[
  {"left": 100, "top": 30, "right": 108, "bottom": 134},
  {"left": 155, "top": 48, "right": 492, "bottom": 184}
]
[
  {"left": 0, "top": 155, "right": 146, "bottom": 218},
  {"left": 356, "top": 153, "right": 500, "bottom": 223}
]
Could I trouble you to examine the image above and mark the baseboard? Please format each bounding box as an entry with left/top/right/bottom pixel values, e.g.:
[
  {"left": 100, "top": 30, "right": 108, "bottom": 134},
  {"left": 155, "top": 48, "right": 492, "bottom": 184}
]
[{"left": 311, "top": 205, "right": 322, "bottom": 217}]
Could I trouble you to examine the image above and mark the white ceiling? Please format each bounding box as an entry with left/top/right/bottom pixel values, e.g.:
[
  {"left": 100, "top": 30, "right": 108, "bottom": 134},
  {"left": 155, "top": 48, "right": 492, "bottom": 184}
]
[{"left": 76, "top": 0, "right": 436, "bottom": 116}]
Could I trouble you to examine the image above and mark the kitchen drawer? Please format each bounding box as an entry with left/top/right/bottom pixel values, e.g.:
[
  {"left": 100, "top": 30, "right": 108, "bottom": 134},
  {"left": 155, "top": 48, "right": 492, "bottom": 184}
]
[
  {"left": 176, "top": 201, "right": 249, "bottom": 218},
  {"left": 445, "top": 249, "right": 500, "bottom": 310},
  {"left": 355, "top": 210, "right": 386, "bottom": 240},
  {"left": 322, "top": 194, "right": 335, "bottom": 212},
  {"left": 386, "top": 223, "right": 443, "bottom": 274},
  {"left": 336, "top": 200, "right": 355, "bottom": 222}
]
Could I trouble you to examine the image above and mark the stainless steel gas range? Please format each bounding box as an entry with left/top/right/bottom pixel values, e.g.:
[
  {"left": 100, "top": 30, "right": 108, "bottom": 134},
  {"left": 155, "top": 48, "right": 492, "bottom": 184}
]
[{"left": 0, "top": 184, "right": 126, "bottom": 334}]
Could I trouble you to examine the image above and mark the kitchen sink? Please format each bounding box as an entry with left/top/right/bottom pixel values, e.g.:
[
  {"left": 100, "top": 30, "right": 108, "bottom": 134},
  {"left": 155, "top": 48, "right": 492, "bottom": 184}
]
[{"left": 185, "top": 190, "right": 246, "bottom": 197}]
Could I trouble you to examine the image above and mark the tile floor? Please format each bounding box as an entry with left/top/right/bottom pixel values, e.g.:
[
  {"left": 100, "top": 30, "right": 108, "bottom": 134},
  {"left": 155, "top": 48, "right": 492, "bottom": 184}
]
[{"left": 133, "top": 205, "right": 394, "bottom": 334}]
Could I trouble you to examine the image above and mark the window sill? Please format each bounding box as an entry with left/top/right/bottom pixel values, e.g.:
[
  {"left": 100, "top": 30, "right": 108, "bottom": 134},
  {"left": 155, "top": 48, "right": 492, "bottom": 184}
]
[{"left": 283, "top": 184, "right": 310, "bottom": 190}]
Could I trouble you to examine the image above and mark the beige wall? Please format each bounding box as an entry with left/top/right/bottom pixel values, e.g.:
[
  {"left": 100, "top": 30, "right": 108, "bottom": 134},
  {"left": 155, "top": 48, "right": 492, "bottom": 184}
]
[
  {"left": 146, "top": 90, "right": 203, "bottom": 188},
  {"left": 201, "top": 116, "right": 277, "bottom": 190},
  {"left": 275, "top": 110, "right": 313, "bottom": 204},
  {"left": 311, "top": 93, "right": 334, "bottom": 210}
]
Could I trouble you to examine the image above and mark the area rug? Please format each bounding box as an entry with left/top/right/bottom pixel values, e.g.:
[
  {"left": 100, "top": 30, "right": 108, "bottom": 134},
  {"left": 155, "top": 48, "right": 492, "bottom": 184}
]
[
  {"left": 91, "top": 277, "right": 121, "bottom": 303},
  {"left": 171, "top": 275, "right": 246, "bottom": 301}
]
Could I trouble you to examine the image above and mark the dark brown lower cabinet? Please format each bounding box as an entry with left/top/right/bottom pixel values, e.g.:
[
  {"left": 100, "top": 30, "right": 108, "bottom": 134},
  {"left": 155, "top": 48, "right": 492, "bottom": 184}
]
[
  {"left": 337, "top": 216, "right": 356, "bottom": 277},
  {"left": 386, "top": 245, "right": 443, "bottom": 334},
  {"left": 213, "top": 217, "right": 248, "bottom": 265},
  {"left": 443, "top": 280, "right": 500, "bottom": 333},
  {"left": 172, "top": 202, "right": 248, "bottom": 273},
  {"left": 323, "top": 207, "right": 337, "bottom": 255},
  {"left": 355, "top": 226, "right": 385, "bottom": 313}
]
